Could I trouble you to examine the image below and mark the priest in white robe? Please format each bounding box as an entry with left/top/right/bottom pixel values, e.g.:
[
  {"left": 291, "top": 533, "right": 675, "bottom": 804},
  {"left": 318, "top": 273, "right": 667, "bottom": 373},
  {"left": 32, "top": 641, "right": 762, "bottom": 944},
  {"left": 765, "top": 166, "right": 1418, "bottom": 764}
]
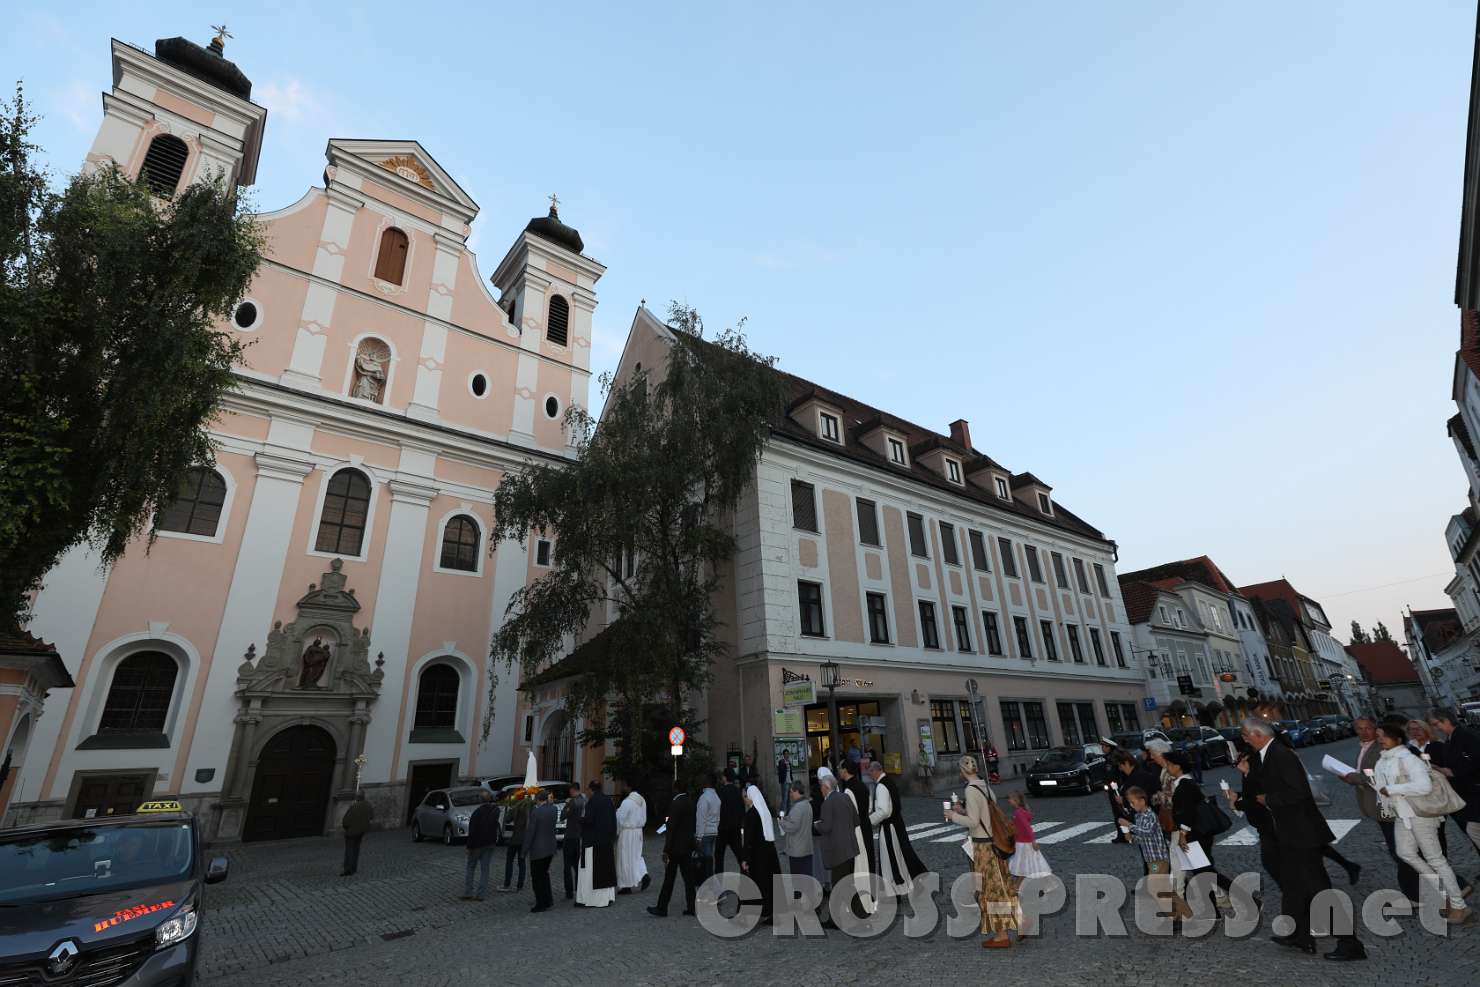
[
  {"left": 866, "top": 760, "right": 928, "bottom": 895},
  {"left": 615, "top": 786, "right": 650, "bottom": 893}
]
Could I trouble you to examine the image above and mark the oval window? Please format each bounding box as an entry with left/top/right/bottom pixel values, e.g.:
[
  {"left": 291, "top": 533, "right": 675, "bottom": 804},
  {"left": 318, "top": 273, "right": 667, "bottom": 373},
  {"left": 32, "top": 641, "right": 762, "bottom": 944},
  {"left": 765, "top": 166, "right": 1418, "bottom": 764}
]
[
  {"left": 544, "top": 396, "right": 559, "bottom": 419},
  {"left": 470, "top": 373, "right": 488, "bottom": 398},
  {"left": 233, "top": 301, "right": 259, "bottom": 330}
]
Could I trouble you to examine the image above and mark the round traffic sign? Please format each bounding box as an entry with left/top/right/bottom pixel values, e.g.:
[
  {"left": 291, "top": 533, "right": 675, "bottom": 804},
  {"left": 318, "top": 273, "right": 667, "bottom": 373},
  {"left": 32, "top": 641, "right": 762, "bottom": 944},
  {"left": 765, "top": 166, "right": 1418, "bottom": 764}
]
[{"left": 668, "top": 726, "right": 686, "bottom": 746}]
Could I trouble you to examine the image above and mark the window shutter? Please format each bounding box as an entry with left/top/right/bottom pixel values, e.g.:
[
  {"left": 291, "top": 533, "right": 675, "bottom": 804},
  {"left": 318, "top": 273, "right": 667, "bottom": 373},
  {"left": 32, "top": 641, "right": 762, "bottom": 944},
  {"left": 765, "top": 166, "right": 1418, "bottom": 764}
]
[
  {"left": 791, "top": 480, "right": 818, "bottom": 532},
  {"left": 139, "top": 135, "right": 189, "bottom": 197},
  {"left": 374, "top": 228, "right": 409, "bottom": 284},
  {"left": 547, "top": 295, "right": 570, "bottom": 346}
]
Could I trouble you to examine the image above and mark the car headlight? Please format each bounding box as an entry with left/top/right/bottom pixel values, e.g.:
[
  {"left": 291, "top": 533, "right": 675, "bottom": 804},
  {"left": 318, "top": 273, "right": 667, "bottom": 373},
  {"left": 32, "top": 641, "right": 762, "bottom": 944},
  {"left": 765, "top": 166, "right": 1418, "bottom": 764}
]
[
  {"left": 454, "top": 813, "right": 470, "bottom": 824},
  {"left": 155, "top": 908, "right": 197, "bottom": 949}
]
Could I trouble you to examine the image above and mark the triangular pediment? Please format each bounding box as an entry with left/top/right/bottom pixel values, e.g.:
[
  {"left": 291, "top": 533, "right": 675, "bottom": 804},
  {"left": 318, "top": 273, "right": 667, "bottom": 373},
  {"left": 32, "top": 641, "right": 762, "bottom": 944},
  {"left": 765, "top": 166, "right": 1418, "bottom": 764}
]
[{"left": 325, "top": 138, "right": 479, "bottom": 221}]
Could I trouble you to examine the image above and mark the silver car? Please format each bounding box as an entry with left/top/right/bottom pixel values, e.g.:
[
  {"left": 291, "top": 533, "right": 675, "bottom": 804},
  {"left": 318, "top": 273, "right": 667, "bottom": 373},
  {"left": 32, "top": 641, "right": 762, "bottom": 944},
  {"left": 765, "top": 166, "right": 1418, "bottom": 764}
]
[
  {"left": 481, "top": 780, "right": 572, "bottom": 846},
  {"left": 410, "top": 786, "right": 486, "bottom": 845}
]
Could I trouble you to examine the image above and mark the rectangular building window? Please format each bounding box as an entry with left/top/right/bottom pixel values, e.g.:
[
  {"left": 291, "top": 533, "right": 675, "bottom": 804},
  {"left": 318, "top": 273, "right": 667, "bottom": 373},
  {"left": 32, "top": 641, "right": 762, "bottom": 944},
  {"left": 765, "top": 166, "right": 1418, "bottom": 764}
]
[
  {"left": 798, "top": 581, "right": 825, "bottom": 637},
  {"left": 1051, "top": 552, "right": 1069, "bottom": 589},
  {"left": 907, "top": 513, "right": 928, "bottom": 557},
  {"left": 946, "top": 459, "right": 962, "bottom": 484},
  {"left": 1057, "top": 702, "right": 1082, "bottom": 745},
  {"left": 1013, "top": 615, "right": 1032, "bottom": 659},
  {"left": 940, "top": 521, "right": 959, "bottom": 565},
  {"left": 1037, "top": 492, "right": 1052, "bottom": 514},
  {"left": 866, "top": 592, "right": 890, "bottom": 644},
  {"left": 1093, "top": 563, "right": 1111, "bottom": 597},
  {"left": 856, "top": 498, "right": 880, "bottom": 546},
  {"left": 919, "top": 601, "right": 940, "bottom": 649},
  {"left": 888, "top": 437, "right": 907, "bottom": 465},
  {"left": 1001, "top": 700, "right": 1027, "bottom": 751},
  {"left": 1024, "top": 702, "right": 1050, "bottom": 748},
  {"left": 791, "top": 480, "right": 818, "bottom": 532},
  {"left": 998, "top": 537, "right": 1019, "bottom": 578},
  {"left": 1066, "top": 624, "right": 1084, "bottom": 663},
  {"left": 930, "top": 700, "right": 961, "bottom": 754},
  {"left": 1118, "top": 702, "right": 1140, "bottom": 730},
  {"left": 1073, "top": 557, "right": 1091, "bottom": 593},
  {"left": 952, "top": 606, "right": 972, "bottom": 652},
  {"left": 1105, "top": 703, "right": 1125, "bottom": 734},
  {"left": 982, "top": 611, "right": 1003, "bottom": 655},
  {"left": 968, "top": 530, "right": 990, "bottom": 571},
  {"left": 536, "top": 539, "right": 553, "bottom": 567},
  {"left": 820, "top": 411, "right": 840, "bottom": 442},
  {"left": 1089, "top": 627, "right": 1106, "bottom": 666},
  {"left": 1024, "top": 545, "right": 1044, "bottom": 583},
  {"left": 1040, "top": 620, "right": 1059, "bottom": 661},
  {"left": 959, "top": 699, "right": 980, "bottom": 754},
  {"left": 995, "top": 476, "right": 1010, "bottom": 499},
  {"left": 1110, "top": 631, "right": 1127, "bottom": 668}
]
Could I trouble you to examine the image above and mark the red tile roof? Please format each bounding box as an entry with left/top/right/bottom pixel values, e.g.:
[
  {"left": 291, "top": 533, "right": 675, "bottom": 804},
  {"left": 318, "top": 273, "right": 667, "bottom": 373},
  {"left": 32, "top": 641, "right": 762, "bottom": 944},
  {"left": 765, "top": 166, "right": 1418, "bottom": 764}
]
[
  {"left": 1117, "top": 579, "right": 1167, "bottom": 625},
  {"left": 1119, "top": 555, "right": 1240, "bottom": 595},
  {"left": 1345, "top": 641, "right": 1420, "bottom": 686},
  {"left": 1412, "top": 608, "right": 1463, "bottom": 654}
]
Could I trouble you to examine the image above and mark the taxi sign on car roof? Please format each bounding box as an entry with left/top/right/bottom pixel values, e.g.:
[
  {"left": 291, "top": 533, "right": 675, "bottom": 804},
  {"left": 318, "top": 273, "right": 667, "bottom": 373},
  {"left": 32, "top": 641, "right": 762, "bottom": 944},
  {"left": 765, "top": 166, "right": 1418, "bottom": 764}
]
[{"left": 135, "top": 800, "right": 183, "bottom": 814}]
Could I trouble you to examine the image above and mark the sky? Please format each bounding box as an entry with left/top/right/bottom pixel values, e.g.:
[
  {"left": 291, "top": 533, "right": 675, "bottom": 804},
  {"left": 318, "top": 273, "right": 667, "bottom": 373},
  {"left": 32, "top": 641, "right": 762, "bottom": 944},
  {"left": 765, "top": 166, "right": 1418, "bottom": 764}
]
[{"left": 6, "top": 1, "right": 1476, "bottom": 644}]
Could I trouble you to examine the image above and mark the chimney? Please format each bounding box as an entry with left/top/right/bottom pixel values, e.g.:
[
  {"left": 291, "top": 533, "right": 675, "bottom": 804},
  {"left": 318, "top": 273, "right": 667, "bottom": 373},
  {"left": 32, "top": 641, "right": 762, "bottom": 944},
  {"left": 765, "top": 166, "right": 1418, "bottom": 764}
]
[{"left": 949, "top": 419, "right": 972, "bottom": 450}]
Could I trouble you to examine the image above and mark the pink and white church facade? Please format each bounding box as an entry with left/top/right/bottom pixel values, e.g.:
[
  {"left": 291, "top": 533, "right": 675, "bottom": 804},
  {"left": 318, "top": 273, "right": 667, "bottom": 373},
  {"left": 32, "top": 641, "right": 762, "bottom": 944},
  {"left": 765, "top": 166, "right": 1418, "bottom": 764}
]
[{"left": 7, "top": 32, "right": 597, "bottom": 839}]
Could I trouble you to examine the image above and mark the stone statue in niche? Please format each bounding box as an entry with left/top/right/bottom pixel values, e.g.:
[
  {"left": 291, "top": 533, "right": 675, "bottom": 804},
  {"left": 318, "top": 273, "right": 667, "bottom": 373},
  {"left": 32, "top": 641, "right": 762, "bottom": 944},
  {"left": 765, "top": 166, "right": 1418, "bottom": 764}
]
[
  {"left": 350, "top": 339, "right": 390, "bottom": 403},
  {"left": 298, "top": 637, "right": 333, "bottom": 689}
]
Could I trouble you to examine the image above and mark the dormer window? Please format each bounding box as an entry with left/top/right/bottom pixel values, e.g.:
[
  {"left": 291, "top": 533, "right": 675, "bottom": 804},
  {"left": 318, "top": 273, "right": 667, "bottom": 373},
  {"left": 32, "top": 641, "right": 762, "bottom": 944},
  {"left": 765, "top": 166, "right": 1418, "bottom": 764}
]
[
  {"left": 945, "top": 458, "right": 963, "bottom": 484},
  {"left": 994, "top": 476, "right": 1010, "bottom": 500},
  {"left": 887, "top": 437, "right": 907, "bottom": 466},
  {"left": 819, "top": 411, "right": 841, "bottom": 444},
  {"left": 1037, "top": 492, "right": 1052, "bottom": 514}
]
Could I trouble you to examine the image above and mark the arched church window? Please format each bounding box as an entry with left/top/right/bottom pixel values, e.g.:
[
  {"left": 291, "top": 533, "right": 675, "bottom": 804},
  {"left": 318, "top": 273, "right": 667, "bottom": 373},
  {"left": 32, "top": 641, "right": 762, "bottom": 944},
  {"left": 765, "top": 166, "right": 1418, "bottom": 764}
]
[
  {"left": 315, "top": 468, "right": 372, "bottom": 555},
  {"left": 155, "top": 467, "right": 227, "bottom": 537},
  {"left": 414, "top": 664, "right": 460, "bottom": 730},
  {"left": 99, "top": 652, "right": 177, "bottom": 733},
  {"left": 374, "top": 227, "right": 409, "bottom": 285},
  {"left": 439, "top": 515, "right": 480, "bottom": 572},
  {"left": 350, "top": 338, "right": 391, "bottom": 404},
  {"left": 139, "top": 134, "right": 189, "bottom": 197}
]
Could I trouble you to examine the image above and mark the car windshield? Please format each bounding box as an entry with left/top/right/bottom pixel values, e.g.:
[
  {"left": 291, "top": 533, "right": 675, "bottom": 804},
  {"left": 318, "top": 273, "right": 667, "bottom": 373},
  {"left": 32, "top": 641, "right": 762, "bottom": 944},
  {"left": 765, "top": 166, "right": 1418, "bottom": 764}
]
[
  {"left": 448, "top": 789, "right": 484, "bottom": 806},
  {"left": 1033, "top": 748, "right": 1083, "bottom": 769},
  {"left": 1111, "top": 733, "right": 1142, "bottom": 749},
  {"left": 1167, "top": 728, "right": 1200, "bottom": 742},
  {"left": 0, "top": 822, "right": 194, "bottom": 904},
  {"left": 1278, "top": 721, "right": 1301, "bottom": 730}
]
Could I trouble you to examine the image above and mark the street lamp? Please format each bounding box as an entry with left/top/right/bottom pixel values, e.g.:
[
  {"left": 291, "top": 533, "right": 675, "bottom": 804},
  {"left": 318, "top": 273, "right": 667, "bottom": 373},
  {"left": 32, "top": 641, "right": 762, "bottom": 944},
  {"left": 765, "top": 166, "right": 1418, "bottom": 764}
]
[
  {"left": 965, "top": 677, "right": 987, "bottom": 767},
  {"left": 820, "top": 660, "right": 841, "bottom": 769}
]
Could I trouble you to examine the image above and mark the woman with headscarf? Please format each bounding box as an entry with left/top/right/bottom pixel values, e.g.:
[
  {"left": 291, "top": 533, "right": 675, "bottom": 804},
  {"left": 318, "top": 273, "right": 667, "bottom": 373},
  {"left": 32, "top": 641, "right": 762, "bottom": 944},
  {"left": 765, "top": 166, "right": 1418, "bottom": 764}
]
[
  {"left": 741, "top": 784, "right": 781, "bottom": 921},
  {"left": 943, "top": 754, "right": 1022, "bottom": 948}
]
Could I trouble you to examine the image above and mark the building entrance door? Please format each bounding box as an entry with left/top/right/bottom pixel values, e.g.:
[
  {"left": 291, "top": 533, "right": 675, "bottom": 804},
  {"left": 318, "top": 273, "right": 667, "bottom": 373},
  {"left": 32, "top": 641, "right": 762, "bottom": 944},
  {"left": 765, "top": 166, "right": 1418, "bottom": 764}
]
[
  {"left": 803, "top": 700, "right": 886, "bottom": 770},
  {"left": 243, "top": 725, "right": 336, "bottom": 842},
  {"left": 72, "top": 773, "right": 151, "bottom": 819}
]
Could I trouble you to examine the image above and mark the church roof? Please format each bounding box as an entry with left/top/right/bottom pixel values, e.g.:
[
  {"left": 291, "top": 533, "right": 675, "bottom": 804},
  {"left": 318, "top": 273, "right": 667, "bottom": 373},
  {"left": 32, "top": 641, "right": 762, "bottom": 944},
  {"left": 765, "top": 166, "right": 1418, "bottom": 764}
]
[
  {"left": 525, "top": 205, "right": 584, "bottom": 255},
  {"left": 154, "top": 36, "right": 252, "bottom": 100}
]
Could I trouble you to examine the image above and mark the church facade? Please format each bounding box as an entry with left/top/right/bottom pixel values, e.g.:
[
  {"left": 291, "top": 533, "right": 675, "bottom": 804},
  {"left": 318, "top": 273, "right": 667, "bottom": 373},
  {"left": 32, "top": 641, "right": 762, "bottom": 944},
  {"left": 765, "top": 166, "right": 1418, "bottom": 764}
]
[{"left": 6, "top": 33, "right": 599, "bottom": 839}]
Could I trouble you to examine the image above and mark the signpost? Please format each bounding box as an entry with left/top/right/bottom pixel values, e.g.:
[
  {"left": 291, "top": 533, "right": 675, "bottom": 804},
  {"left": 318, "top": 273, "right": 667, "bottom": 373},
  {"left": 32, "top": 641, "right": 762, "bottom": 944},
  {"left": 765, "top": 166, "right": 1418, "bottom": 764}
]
[
  {"left": 782, "top": 679, "right": 816, "bottom": 707},
  {"left": 1142, "top": 696, "right": 1158, "bottom": 711},
  {"left": 669, "top": 726, "right": 685, "bottom": 782},
  {"left": 1176, "top": 674, "right": 1196, "bottom": 697}
]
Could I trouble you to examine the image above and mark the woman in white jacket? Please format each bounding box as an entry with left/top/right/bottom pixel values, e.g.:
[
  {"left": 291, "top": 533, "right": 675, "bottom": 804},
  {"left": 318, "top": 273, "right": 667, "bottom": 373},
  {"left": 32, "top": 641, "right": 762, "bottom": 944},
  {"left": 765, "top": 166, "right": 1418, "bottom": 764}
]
[{"left": 1374, "top": 722, "right": 1471, "bottom": 923}]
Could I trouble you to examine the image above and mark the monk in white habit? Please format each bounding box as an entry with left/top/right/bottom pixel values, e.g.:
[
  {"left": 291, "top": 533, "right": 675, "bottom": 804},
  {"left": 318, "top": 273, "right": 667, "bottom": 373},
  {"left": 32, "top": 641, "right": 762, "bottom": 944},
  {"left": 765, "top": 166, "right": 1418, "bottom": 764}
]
[
  {"left": 615, "top": 783, "right": 650, "bottom": 893},
  {"left": 576, "top": 781, "right": 617, "bottom": 907}
]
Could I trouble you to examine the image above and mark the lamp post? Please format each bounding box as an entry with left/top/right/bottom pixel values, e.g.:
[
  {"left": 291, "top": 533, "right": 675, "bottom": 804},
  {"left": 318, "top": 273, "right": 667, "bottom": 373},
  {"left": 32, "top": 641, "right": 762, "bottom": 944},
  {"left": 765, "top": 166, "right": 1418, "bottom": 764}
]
[
  {"left": 820, "top": 660, "right": 841, "bottom": 769},
  {"left": 965, "top": 677, "right": 987, "bottom": 767}
]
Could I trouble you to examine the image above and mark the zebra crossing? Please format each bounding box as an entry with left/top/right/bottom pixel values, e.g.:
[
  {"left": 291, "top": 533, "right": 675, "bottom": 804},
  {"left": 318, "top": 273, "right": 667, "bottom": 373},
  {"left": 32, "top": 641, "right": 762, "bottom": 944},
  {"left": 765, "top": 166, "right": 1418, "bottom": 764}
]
[{"left": 905, "top": 819, "right": 1364, "bottom": 846}]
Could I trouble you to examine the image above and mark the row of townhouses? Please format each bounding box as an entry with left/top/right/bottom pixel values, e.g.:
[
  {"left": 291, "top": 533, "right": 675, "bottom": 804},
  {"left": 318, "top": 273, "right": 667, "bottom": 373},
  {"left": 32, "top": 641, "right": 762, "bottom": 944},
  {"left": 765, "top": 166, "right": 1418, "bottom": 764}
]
[{"left": 0, "top": 28, "right": 1412, "bottom": 842}]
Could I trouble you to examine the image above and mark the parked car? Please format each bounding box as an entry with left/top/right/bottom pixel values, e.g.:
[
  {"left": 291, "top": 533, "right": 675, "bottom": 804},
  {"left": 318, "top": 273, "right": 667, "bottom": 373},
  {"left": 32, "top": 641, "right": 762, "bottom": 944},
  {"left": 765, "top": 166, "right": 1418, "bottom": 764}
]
[
  {"left": 0, "top": 799, "right": 229, "bottom": 986},
  {"left": 486, "top": 780, "right": 573, "bottom": 846},
  {"left": 1025, "top": 744, "right": 1112, "bottom": 795},
  {"left": 1310, "top": 715, "right": 1350, "bottom": 741},
  {"left": 1106, "top": 729, "right": 1171, "bottom": 755},
  {"left": 411, "top": 786, "right": 486, "bottom": 844},
  {"left": 1276, "top": 720, "right": 1310, "bottom": 747},
  {"left": 1302, "top": 720, "right": 1333, "bottom": 744},
  {"left": 478, "top": 774, "right": 523, "bottom": 792},
  {"left": 1166, "top": 726, "right": 1234, "bottom": 768}
]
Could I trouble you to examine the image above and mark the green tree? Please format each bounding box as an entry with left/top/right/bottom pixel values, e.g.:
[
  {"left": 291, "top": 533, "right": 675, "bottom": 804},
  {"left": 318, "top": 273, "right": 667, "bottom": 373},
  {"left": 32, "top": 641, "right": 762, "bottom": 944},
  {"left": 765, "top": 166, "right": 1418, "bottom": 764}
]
[
  {"left": 1350, "top": 621, "right": 1370, "bottom": 645},
  {"left": 0, "top": 85, "right": 262, "bottom": 624},
  {"left": 1372, "top": 621, "right": 1394, "bottom": 643},
  {"left": 486, "top": 303, "right": 782, "bottom": 784}
]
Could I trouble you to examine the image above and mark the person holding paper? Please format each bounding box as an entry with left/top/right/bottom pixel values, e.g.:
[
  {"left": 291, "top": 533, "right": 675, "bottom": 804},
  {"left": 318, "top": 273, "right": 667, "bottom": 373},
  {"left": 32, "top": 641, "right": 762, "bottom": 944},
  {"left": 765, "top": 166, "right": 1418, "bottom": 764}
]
[
  {"left": 1239, "top": 716, "right": 1365, "bottom": 961},
  {"left": 1165, "top": 752, "right": 1233, "bottom": 915},
  {"left": 1373, "top": 722, "right": 1471, "bottom": 924},
  {"left": 1341, "top": 716, "right": 1420, "bottom": 903}
]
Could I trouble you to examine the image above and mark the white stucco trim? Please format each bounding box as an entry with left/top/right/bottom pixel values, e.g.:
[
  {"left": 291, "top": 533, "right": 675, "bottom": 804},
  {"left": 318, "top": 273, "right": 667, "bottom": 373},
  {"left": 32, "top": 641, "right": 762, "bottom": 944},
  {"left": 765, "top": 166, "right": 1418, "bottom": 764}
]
[
  {"left": 306, "top": 463, "right": 383, "bottom": 563},
  {"left": 70, "top": 632, "right": 202, "bottom": 750},
  {"left": 153, "top": 463, "right": 239, "bottom": 546},
  {"left": 407, "top": 649, "right": 478, "bottom": 741},
  {"left": 231, "top": 297, "right": 263, "bottom": 333},
  {"left": 431, "top": 505, "right": 487, "bottom": 578}
]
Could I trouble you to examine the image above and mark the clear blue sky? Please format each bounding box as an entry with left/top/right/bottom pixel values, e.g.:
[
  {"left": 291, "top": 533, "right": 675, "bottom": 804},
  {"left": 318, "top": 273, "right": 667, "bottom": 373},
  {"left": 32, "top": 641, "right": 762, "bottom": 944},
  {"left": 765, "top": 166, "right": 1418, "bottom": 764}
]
[{"left": 7, "top": 1, "right": 1475, "bottom": 642}]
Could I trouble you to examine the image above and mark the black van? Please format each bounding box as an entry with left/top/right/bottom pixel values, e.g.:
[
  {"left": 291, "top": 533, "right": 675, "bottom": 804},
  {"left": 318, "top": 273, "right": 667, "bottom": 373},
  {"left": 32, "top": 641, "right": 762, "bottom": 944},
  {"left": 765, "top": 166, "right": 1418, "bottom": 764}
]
[{"left": 0, "top": 801, "right": 228, "bottom": 985}]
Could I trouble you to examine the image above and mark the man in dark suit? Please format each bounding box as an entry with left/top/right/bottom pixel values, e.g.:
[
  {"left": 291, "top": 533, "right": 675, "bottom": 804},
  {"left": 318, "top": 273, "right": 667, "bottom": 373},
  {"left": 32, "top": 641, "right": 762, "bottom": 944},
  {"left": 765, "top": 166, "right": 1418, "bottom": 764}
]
[
  {"left": 1432, "top": 708, "right": 1480, "bottom": 886},
  {"left": 525, "top": 790, "right": 559, "bottom": 912},
  {"left": 562, "top": 783, "right": 585, "bottom": 900},
  {"left": 813, "top": 772, "right": 862, "bottom": 924},
  {"left": 1240, "top": 716, "right": 1365, "bottom": 962},
  {"left": 715, "top": 769, "right": 745, "bottom": 874},
  {"left": 837, "top": 760, "right": 876, "bottom": 876},
  {"left": 648, "top": 788, "right": 698, "bottom": 917}
]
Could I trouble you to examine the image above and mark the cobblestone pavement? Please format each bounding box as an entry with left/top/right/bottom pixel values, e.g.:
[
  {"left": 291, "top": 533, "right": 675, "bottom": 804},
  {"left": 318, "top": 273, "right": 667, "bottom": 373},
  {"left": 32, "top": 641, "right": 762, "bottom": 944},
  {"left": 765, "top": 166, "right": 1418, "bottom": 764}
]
[{"left": 201, "top": 742, "right": 1480, "bottom": 986}]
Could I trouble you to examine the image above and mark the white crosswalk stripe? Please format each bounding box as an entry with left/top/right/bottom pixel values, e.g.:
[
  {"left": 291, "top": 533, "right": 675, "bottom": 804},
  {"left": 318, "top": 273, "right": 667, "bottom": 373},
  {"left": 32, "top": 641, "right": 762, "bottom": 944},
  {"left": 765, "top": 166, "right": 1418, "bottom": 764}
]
[
  {"left": 928, "top": 819, "right": 1066, "bottom": 844},
  {"left": 1328, "top": 819, "right": 1361, "bottom": 843},
  {"left": 1035, "top": 822, "right": 1115, "bottom": 844},
  {"left": 907, "top": 822, "right": 942, "bottom": 832},
  {"left": 905, "top": 824, "right": 959, "bottom": 841}
]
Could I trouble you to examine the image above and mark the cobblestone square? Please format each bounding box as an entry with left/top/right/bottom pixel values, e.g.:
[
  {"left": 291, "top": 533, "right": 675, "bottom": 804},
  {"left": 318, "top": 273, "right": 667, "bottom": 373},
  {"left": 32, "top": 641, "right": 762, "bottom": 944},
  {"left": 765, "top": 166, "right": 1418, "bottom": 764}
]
[{"left": 199, "top": 743, "right": 1480, "bottom": 986}]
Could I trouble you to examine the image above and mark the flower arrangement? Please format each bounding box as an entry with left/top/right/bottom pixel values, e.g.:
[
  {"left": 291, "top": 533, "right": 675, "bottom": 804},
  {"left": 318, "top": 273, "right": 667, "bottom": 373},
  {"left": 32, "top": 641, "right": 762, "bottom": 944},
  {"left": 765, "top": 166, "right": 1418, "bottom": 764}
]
[{"left": 499, "top": 785, "right": 541, "bottom": 804}]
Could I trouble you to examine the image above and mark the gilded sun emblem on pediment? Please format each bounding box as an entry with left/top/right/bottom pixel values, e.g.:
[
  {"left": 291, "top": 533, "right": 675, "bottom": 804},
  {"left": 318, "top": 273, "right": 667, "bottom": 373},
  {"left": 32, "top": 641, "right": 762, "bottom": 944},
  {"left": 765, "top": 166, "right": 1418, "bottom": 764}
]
[{"left": 378, "top": 154, "right": 435, "bottom": 191}]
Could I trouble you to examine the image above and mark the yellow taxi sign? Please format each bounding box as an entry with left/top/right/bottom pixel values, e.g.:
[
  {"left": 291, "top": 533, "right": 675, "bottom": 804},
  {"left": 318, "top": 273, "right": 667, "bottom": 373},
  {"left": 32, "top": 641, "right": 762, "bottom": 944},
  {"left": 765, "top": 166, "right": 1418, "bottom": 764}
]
[{"left": 135, "top": 800, "right": 183, "bottom": 814}]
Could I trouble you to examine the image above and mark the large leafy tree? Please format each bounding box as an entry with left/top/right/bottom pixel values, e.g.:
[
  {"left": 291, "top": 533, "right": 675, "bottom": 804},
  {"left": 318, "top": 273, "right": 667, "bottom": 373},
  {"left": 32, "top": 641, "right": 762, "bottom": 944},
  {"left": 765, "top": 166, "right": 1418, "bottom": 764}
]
[
  {"left": 1372, "top": 621, "right": 1394, "bottom": 643},
  {"left": 0, "top": 86, "right": 262, "bottom": 624},
  {"left": 487, "top": 304, "right": 782, "bottom": 785},
  {"left": 1350, "top": 621, "right": 1370, "bottom": 645}
]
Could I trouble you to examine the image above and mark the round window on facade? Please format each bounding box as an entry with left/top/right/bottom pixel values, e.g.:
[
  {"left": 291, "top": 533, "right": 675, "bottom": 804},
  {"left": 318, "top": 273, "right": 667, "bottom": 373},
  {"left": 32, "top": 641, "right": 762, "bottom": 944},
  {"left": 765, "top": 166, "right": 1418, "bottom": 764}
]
[
  {"left": 544, "top": 396, "right": 560, "bottom": 419},
  {"left": 469, "top": 372, "right": 488, "bottom": 398},
  {"left": 232, "top": 299, "right": 260, "bottom": 331}
]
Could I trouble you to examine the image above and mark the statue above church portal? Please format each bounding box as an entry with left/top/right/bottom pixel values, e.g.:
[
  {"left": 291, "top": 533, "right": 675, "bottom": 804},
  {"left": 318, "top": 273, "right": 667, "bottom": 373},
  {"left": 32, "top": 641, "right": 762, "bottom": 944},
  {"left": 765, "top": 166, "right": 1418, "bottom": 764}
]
[{"left": 298, "top": 637, "right": 332, "bottom": 689}]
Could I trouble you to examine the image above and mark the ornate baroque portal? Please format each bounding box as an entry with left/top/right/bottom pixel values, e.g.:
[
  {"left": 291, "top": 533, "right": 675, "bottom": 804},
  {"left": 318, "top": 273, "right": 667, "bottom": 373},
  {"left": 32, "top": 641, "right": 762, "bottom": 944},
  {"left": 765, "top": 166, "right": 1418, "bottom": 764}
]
[{"left": 215, "top": 559, "right": 383, "bottom": 841}]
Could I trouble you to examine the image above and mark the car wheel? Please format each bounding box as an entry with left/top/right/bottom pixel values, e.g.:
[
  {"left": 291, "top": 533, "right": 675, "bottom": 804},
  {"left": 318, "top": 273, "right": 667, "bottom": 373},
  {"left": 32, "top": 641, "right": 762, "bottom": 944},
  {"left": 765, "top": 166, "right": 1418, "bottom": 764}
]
[
  {"left": 412, "top": 821, "right": 422, "bottom": 842},
  {"left": 443, "top": 824, "right": 454, "bottom": 846}
]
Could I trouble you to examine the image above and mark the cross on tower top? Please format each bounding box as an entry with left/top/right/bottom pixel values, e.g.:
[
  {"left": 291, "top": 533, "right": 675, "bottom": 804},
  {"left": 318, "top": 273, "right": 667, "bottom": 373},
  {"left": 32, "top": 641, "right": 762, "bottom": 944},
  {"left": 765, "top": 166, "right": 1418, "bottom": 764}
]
[
  {"left": 548, "top": 193, "right": 561, "bottom": 217},
  {"left": 209, "top": 24, "right": 232, "bottom": 53}
]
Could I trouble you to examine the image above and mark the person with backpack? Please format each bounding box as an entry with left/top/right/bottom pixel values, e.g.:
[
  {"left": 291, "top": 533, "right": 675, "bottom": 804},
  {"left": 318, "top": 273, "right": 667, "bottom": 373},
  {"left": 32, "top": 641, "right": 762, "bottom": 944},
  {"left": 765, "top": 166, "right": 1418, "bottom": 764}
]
[
  {"left": 943, "top": 754, "right": 1022, "bottom": 949},
  {"left": 1374, "top": 721, "right": 1472, "bottom": 924},
  {"left": 1165, "top": 752, "right": 1234, "bottom": 916}
]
